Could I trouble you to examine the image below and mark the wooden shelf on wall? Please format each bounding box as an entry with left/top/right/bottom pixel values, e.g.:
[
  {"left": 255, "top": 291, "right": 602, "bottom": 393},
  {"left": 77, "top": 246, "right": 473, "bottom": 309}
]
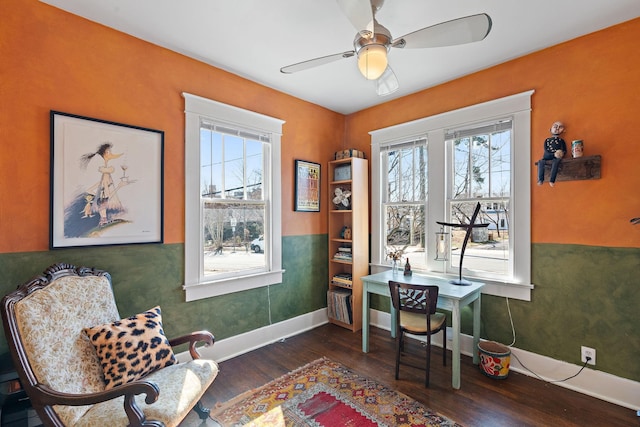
[{"left": 535, "top": 155, "right": 601, "bottom": 182}]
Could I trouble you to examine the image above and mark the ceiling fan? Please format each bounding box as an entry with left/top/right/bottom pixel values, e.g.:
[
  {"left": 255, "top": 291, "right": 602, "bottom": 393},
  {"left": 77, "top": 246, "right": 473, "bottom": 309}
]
[{"left": 280, "top": 0, "right": 492, "bottom": 96}]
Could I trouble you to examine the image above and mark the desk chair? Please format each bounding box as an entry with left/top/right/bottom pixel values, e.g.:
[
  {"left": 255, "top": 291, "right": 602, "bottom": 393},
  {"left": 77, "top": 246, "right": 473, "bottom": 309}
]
[{"left": 389, "top": 280, "right": 446, "bottom": 387}]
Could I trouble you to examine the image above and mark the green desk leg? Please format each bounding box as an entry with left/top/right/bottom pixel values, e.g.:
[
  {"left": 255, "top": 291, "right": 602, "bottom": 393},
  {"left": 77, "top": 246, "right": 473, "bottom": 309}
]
[
  {"left": 472, "top": 292, "right": 481, "bottom": 365},
  {"left": 362, "top": 283, "right": 370, "bottom": 353}
]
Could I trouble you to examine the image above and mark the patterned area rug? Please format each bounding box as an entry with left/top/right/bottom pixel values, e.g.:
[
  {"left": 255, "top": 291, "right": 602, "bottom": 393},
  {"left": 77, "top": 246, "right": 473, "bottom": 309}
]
[{"left": 209, "top": 357, "right": 461, "bottom": 426}]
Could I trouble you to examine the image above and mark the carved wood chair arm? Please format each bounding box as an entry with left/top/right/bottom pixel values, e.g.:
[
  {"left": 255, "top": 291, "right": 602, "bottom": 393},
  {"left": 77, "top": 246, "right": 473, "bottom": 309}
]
[
  {"left": 169, "top": 330, "right": 215, "bottom": 360},
  {"left": 34, "top": 381, "right": 162, "bottom": 427},
  {"left": 35, "top": 380, "right": 160, "bottom": 406}
]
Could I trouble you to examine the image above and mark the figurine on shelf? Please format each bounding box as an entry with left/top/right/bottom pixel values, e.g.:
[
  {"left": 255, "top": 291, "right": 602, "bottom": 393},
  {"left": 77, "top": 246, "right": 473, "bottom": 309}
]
[
  {"left": 343, "top": 226, "right": 352, "bottom": 240},
  {"left": 403, "top": 258, "right": 412, "bottom": 276},
  {"left": 537, "top": 121, "right": 567, "bottom": 187}
]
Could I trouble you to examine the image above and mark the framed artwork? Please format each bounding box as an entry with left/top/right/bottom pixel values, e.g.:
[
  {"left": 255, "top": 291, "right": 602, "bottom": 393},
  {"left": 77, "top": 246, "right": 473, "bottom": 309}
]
[
  {"left": 50, "top": 111, "right": 164, "bottom": 248},
  {"left": 294, "top": 160, "right": 320, "bottom": 212}
]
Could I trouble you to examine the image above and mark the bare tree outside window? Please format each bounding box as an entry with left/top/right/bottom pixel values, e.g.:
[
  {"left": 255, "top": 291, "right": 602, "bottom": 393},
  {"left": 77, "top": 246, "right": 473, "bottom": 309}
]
[
  {"left": 200, "top": 126, "right": 266, "bottom": 277},
  {"left": 448, "top": 126, "right": 511, "bottom": 277},
  {"left": 383, "top": 141, "right": 428, "bottom": 270}
]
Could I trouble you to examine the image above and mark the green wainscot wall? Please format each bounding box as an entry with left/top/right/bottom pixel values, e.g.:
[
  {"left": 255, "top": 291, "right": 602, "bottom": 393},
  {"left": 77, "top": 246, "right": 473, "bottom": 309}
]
[
  {"left": 0, "top": 234, "right": 328, "bottom": 358},
  {"left": 369, "top": 243, "right": 640, "bottom": 383},
  {"left": 1, "top": 240, "right": 638, "bottom": 383},
  {"left": 488, "top": 243, "right": 639, "bottom": 382}
]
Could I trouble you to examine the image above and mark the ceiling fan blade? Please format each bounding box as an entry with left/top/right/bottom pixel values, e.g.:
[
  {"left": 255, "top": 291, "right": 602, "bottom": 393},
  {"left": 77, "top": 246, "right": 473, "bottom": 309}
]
[
  {"left": 336, "top": 0, "right": 374, "bottom": 37},
  {"left": 392, "top": 13, "right": 492, "bottom": 49},
  {"left": 280, "top": 51, "right": 355, "bottom": 74},
  {"left": 375, "top": 66, "right": 399, "bottom": 96}
]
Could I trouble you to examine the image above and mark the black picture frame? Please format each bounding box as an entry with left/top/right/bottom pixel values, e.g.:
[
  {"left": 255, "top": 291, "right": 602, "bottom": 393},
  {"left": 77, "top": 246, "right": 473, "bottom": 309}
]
[
  {"left": 294, "top": 160, "right": 321, "bottom": 212},
  {"left": 50, "top": 111, "right": 164, "bottom": 248}
]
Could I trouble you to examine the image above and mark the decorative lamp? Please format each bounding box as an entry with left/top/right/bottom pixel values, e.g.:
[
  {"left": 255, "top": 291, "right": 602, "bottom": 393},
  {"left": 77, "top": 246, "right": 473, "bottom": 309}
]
[
  {"left": 436, "top": 202, "right": 488, "bottom": 286},
  {"left": 357, "top": 44, "right": 387, "bottom": 80},
  {"left": 434, "top": 227, "right": 449, "bottom": 261}
]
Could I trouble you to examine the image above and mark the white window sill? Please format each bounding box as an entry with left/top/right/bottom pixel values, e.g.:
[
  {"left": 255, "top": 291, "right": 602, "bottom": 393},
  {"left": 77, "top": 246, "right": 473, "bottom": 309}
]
[{"left": 184, "top": 269, "right": 284, "bottom": 301}]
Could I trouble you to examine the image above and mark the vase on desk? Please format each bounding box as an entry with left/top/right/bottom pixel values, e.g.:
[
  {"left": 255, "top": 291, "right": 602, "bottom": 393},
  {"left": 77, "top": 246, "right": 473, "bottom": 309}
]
[{"left": 392, "top": 260, "right": 402, "bottom": 275}]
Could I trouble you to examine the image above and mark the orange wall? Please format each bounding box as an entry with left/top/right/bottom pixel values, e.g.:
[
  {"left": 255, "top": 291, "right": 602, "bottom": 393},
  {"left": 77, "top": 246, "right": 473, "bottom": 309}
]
[
  {"left": 0, "top": 0, "right": 341, "bottom": 253},
  {"left": 346, "top": 18, "right": 640, "bottom": 248},
  {"left": 1, "top": 1, "right": 638, "bottom": 253}
]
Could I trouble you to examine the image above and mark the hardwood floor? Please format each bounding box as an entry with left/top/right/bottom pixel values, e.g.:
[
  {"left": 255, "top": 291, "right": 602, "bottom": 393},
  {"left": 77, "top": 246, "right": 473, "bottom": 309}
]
[{"left": 201, "top": 324, "right": 638, "bottom": 427}]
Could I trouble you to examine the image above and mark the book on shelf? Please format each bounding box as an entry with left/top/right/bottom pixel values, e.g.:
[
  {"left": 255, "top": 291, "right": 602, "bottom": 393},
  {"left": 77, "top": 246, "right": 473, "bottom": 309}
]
[
  {"left": 327, "top": 289, "right": 353, "bottom": 324},
  {"left": 333, "top": 252, "right": 352, "bottom": 261},
  {"left": 331, "top": 280, "right": 352, "bottom": 289},
  {"left": 337, "top": 246, "right": 352, "bottom": 253},
  {"left": 331, "top": 273, "right": 352, "bottom": 287},
  {"left": 332, "top": 274, "right": 352, "bottom": 283}
]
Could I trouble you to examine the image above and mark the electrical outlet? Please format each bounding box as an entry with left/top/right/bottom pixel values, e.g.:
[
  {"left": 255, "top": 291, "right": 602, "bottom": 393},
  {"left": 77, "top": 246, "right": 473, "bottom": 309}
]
[{"left": 581, "top": 346, "right": 596, "bottom": 365}]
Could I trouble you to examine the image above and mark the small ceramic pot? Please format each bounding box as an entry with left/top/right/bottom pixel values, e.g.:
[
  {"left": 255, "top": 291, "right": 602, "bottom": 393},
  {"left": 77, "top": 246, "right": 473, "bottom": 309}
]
[{"left": 571, "top": 140, "right": 584, "bottom": 158}]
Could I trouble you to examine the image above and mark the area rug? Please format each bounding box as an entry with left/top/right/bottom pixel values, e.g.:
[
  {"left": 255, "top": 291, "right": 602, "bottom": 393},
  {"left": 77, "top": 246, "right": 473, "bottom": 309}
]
[{"left": 209, "top": 357, "right": 461, "bottom": 426}]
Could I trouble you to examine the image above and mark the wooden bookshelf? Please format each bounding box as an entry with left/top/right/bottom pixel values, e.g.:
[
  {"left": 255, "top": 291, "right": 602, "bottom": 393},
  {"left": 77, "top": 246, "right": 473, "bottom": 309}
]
[{"left": 327, "top": 157, "right": 368, "bottom": 332}]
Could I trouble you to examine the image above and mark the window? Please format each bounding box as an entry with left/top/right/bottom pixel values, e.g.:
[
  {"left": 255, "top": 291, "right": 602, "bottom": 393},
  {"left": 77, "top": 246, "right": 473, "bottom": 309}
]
[
  {"left": 371, "top": 91, "right": 534, "bottom": 300},
  {"left": 446, "top": 120, "right": 512, "bottom": 279},
  {"left": 381, "top": 138, "right": 429, "bottom": 271},
  {"left": 183, "top": 93, "right": 284, "bottom": 301}
]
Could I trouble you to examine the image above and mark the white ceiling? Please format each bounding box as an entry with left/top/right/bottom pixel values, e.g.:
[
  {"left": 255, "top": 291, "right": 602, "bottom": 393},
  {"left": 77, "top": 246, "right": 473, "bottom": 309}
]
[{"left": 41, "top": 0, "right": 640, "bottom": 115}]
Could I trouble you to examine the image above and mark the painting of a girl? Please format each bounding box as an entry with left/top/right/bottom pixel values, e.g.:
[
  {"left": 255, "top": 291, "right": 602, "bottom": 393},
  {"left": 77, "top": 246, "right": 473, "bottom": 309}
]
[{"left": 63, "top": 142, "right": 133, "bottom": 238}]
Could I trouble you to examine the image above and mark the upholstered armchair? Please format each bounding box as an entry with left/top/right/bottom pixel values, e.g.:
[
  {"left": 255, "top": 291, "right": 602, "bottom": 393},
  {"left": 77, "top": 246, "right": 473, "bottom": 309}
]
[{"left": 1, "top": 263, "right": 219, "bottom": 427}]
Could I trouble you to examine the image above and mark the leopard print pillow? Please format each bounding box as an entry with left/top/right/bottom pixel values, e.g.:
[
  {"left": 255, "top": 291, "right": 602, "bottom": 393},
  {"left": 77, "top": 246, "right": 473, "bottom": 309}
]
[{"left": 84, "top": 306, "right": 176, "bottom": 390}]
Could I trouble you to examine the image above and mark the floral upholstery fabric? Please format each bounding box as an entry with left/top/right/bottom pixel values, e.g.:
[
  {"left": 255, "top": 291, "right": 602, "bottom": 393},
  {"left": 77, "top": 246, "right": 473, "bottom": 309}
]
[
  {"left": 14, "top": 273, "right": 219, "bottom": 426},
  {"left": 68, "top": 359, "right": 219, "bottom": 427},
  {"left": 15, "top": 275, "right": 120, "bottom": 424},
  {"left": 84, "top": 306, "right": 176, "bottom": 390}
]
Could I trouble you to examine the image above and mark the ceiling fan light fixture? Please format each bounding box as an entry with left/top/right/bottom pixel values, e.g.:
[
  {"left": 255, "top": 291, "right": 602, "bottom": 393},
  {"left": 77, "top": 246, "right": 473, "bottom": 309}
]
[{"left": 357, "top": 44, "right": 387, "bottom": 80}]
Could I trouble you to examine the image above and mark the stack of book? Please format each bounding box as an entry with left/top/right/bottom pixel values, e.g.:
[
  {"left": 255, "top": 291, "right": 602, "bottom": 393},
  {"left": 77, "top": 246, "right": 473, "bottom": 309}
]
[
  {"left": 331, "top": 273, "right": 353, "bottom": 288},
  {"left": 333, "top": 246, "right": 352, "bottom": 262},
  {"left": 327, "top": 289, "right": 353, "bottom": 324}
]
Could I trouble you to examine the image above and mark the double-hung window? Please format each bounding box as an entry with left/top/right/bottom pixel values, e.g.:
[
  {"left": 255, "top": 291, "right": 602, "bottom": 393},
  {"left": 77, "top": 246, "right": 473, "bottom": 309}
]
[
  {"left": 380, "top": 138, "right": 428, "bottom": 271},
  {"left": 371, "top": 91, "right": 534, "bottom": 300},
  {"left": 183, "top": 93, "right": 284, "bottom": 301},
  {"left": 446, "top": 120, "right": 512, "bottom": 279}
]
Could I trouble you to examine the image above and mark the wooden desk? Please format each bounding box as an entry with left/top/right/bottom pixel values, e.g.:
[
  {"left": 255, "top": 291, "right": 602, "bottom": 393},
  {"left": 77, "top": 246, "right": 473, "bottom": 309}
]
[{"left": 361, "top": 270, "right": 484, "bottom": 389}]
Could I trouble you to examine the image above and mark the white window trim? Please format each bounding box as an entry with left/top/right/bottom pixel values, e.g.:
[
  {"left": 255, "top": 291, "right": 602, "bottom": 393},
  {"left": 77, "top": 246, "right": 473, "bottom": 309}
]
[
  {"left": 183, "top": 93, "right": 284, "bottom": 301},
  {"left": 370, "top": 91, "right": 534, "bottom": 301}
]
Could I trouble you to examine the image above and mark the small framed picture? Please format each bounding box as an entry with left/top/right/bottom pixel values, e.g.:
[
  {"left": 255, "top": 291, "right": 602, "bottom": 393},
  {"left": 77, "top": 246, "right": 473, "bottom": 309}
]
[
  {"left": 294, "top": 160, "right": 321, "bottom": 212},
  {"left": 50, "top": 111, "right": 164, "bottom": 248}
]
